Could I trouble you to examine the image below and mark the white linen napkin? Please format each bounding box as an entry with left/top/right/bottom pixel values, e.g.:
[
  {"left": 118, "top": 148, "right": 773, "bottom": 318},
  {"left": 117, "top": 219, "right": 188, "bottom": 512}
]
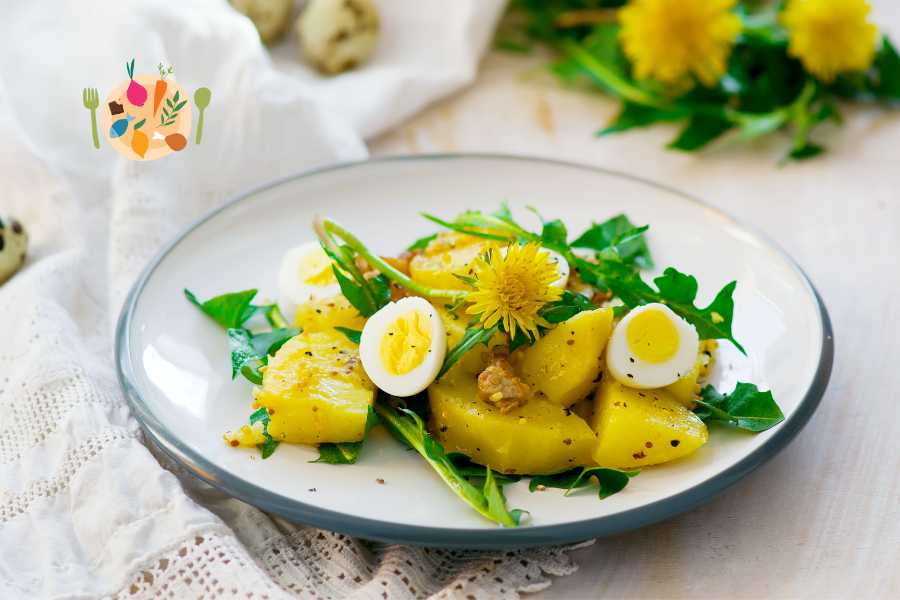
[{"left": 0, "top": 1, "right": 588, "bottom": 598}]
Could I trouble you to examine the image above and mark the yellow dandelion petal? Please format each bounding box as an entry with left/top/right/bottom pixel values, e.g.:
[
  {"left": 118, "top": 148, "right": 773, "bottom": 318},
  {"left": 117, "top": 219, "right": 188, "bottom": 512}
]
[
  {"left": 619, "top": 0, "right": 741, "bottom": 88},
  {"left": 465, "top": 242, "right": 564, "bottom": 340},
  {"left": 781, "top": 0, "right": 878, "bottom": 83}
]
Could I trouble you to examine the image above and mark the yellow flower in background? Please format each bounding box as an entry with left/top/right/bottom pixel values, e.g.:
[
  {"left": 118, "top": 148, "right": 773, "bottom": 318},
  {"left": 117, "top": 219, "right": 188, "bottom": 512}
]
[
  {"left": 619, "top": 0, "right": 741, "bottom": 87},
  {"left": 466, "top": 243, "right": 563, "bottom": 340},
  {"left": 781, "top": 0, "right": 878, "bottom": 82}
]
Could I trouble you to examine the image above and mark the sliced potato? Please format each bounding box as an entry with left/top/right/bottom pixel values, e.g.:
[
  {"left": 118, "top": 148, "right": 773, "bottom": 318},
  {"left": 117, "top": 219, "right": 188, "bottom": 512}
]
[
  {"left": 429, "top": 375, "right": 596, "bottom": 474},
  {"left": 409, "top": 232, "right": 485, "bottom": 291},
  {"left": 433, "top": 303, "right": 504, "bottom": 378},
  {"left": 257, "top": 330, "right": 375, "bottom": 444},
  {"left": 589, "top": 378, "right": 708, "bottom": 469},
  {"left": 293, "top": 294, "right": 366, "bottom": 333},
  {"left": 664, "top": 339, "right": 719, "bottom": 408},
  {"left": 516, "top": 307, "right": 614, "bottom": 407}
]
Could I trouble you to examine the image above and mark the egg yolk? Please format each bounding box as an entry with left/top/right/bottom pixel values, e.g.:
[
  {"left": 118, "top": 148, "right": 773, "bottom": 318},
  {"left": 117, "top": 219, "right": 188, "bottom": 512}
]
[
  {"left": 626, "top": 309, "right": 679, "bottom": 363},
  {"left": 380, "top": 310, "right": 432, "bottom": 375},
  {"left": 298, "top": 248, "right": 336, "bottom": 286}
]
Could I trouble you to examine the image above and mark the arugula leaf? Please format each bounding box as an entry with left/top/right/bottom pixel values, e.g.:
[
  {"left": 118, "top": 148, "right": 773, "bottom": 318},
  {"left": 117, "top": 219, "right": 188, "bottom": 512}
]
[
  {"left": 736, "top": 111, "right": 789, "bottom": 142},
  {"left": 375, "top": 400, "right": 523, "bottom": 526},
  {"left": 184, "top": 288, "right": 259, "bottom": 329},
  {"left": 598, "top": 102, "right": 687, "bottom": 136},
  {"left": 653, "top": 268, "right": 743, "bottom": 353},
  {"left": 314, "top": 406, "right": 379, "bottom": 464},
  {"left": 484, "top": 468, "right": 527, "bottom": 526},
  {"left": 227, "top": 327, "right": 300, "bottom": 380},
  {"left": 669, "top": 115, "right": 733, "bottom": 151},
  {"left": 871, "top": 37, "right": 900, "bottom": 100},
  {"left": 788, "top": 143, "right": 824, "bottom": 161},
  {"left": 240, "top": 363, "right": 263, "bottom": 385},
  {"left": 407, "top": 233, "right": 437, "bottom": 252},
  {"left": 320, "top": 241, "right": 391, "bottom": 318},
  {"left": 571, "top": 214, "right": 653, "bottom": 269},
  {"left": 249, "top": 406, "right": 279, "bottom": 459},
  {"left": 540, "top": 291, "right": 597, "bottom": 324},
  {"left": 529, "top": 466, "right": 636, "bottom": 499},
  {"left": 540, "top": 219, "right": 568, "bottom": 249},
  {"left": 331, "top": 265, "right": 390, "bottom": 318},
  {"left": 446, "top": 453, "right": 522, "bottom": 485},
  {"left": 577, "top": 255, "right": 744, "bottom": 353},
  {"left": 694, "top": 382, "right": 784, "bottom": 433},
  {"left": 334, "top": 326, "right": 362, "bottom": 344},
  {"left": 437, "top": 323, "right": 500, "bottom": 380}
]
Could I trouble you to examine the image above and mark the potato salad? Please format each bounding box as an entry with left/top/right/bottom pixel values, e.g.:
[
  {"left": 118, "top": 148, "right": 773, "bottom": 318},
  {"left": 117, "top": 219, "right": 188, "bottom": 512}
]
[{"left": 185, "top": 205, "right": 784, "bottom": 526}]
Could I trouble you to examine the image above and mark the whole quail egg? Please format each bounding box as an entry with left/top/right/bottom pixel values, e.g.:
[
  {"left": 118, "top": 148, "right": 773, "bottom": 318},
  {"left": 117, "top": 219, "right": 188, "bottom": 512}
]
[
  {"left": 0, "top": 216, "right": 27, "bottom": 285},
  {"left": 296, "top": 0, "right": 380, "bottom": 74},
  {"left": 232, "top": 0, "right": 294, "bottom": 44}
]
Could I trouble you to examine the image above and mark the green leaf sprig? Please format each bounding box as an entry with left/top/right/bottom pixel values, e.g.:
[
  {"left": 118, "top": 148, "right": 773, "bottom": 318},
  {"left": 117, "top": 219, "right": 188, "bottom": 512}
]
[
  {"left": 184, "top": 288, "right": 297, "bottom": 385},
  {"left": 314, "top": 406, "right": 379, "bottom": 464},
  {"left": 227, "top": 326, "right": 300, "bottom": 384},
  {"left": 694, "top": 382, "right": 785, "bottom": 432},
  {"left": 375, "top": 399, "right": 525, "bottom": 527},
  {"left": 249, "top": 406, "right": 279, "bottom": 459},
  {"left": 529, "top": 466, "right": 638, "bottom": 500}
]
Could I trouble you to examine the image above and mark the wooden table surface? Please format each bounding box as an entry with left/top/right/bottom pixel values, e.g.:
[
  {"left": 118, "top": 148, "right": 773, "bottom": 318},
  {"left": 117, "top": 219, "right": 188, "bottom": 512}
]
[{"left": 372, "top": 4, "right": 900, "bottom": 596}]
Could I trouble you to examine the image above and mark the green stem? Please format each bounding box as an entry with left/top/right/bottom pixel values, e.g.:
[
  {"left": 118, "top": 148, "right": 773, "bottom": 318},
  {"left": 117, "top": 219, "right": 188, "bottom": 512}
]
[
  {"left": 316, "top": 218, "right": 468, "bottom": 300},
  {"left": 693, "top": 399, "right": 735, "bottom": 422},
  {"left": 374, "top": 401, "right": 518, "bottom": 527},
  {"left": 561, "top": 39, "right": 763, "bottom": 125},
  {"left": 789, "top": 80, "right": 818, "bottom": 152},
  {"left": 561, "top": 39, "right": 657, "bottom": 107},
  {"left": 314, "top": 217, "right": 380, "bottom": 309},
  {"left": 267, "top": 305, "right": 289, "bottom": 329}
]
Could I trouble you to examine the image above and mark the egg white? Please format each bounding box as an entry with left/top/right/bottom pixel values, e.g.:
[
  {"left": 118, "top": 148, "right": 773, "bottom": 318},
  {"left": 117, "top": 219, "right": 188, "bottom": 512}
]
[
  {"left": 606, "top": 303, "right": 699, "bottom": 389},
  {"left": 358, "top": 297, "right": 447, "bottom": 397},
  {"left": 277, "top": 241, "right": 341, "bottom": 320}
]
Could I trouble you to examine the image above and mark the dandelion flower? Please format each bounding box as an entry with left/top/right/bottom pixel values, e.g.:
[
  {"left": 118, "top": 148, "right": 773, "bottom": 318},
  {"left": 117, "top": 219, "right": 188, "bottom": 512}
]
[
  {"left": 782, "top": 0, "right": 878, "bottom": 83},
  {"left": 466, "top": 243, "right": 563, "bottom": 340},
  {"left": 619, "top": 0, "right": 741, "bottom": 87}
]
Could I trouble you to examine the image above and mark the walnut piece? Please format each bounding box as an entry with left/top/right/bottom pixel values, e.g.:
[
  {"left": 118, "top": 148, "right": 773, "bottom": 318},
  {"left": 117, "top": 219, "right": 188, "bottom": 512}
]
[{"left": 477, "top": 347, "right": 531, "bottom": 414}]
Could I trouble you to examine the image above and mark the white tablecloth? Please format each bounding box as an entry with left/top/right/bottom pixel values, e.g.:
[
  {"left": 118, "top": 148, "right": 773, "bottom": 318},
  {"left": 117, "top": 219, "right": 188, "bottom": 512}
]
[{"left": 0, "top": 2, "right": 598, "bottom": 599}]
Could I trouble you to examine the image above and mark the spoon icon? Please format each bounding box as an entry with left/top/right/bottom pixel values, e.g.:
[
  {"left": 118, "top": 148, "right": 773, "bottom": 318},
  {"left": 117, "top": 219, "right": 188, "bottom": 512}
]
[{"left": 194, "top": 87, "right": 211, "bottom": 145}]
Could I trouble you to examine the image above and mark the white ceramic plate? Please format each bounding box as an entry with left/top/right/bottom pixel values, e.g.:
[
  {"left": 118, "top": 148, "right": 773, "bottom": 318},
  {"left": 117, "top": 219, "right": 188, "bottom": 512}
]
[{"left": 116, "top": 155, "right": 832, "bottom": 548}]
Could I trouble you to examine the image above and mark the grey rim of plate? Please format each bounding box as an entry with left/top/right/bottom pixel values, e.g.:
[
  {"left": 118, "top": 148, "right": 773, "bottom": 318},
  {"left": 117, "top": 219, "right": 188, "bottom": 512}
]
[{"left": 115, "top": 153, "right": 834, "bottom": 549}]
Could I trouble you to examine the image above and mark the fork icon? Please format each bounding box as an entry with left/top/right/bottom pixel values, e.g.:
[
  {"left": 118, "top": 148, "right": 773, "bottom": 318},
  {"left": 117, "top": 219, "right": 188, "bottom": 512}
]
[{"left": 82, "top": 87, "right": 100, "bottom": 149}]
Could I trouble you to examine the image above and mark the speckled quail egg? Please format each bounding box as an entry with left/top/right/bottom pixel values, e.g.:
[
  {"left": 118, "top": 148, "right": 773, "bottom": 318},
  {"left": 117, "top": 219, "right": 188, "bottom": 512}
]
[
  {"left": 277, "top": 241, "right": 342, "bottom": 321},
  {"left": 296, "top": 0, "right": 380, "bottom": 74},
  {"left": 0, "top": 216, "right": 27, "bottom": 285},
  {"left": 606, "top": 303, "right": 700, "bottom": 389},
  {"left": 232, "top": 0, "right": 294, "bottom": 44},
  {"left": 358, "top": 297, "right": 447, "bottom": 397}
]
